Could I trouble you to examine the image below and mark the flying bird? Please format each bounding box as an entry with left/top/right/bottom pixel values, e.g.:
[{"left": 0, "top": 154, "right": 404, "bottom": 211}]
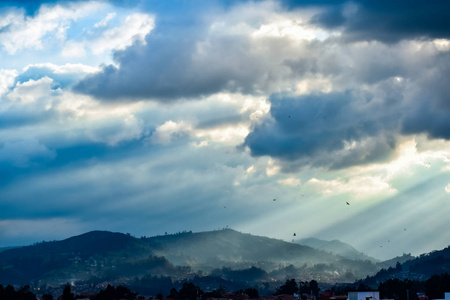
[
  {"left": 293, "top": 233, "right": 296, "bottom": 236},
  {"left": 273, "top": 198, "right": 276, "bottom": 201},
  {"left": 346, "top": 201, "right": 350, "bottom": 205}
]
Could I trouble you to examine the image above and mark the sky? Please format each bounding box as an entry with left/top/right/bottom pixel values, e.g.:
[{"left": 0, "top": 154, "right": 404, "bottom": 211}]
[{"left": 0, "top": 0, "right": 449, "bottom": 261}]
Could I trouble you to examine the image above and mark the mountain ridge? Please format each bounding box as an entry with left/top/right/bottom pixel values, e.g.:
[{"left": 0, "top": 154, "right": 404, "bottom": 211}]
[
  {"left": 296, "top": 237, "right": 379, "bottom": 262},
  {"left": 0, "top": 228, "right": 424, "bottom": 290}
]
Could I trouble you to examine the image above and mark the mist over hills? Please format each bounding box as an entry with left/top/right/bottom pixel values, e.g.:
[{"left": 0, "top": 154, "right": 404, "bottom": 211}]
[
  {"left": 0, "top": 228, "right": 438, "bottom": 294},
  {"left": 296, "top": 237, "right": 379, "bottom": 263}
]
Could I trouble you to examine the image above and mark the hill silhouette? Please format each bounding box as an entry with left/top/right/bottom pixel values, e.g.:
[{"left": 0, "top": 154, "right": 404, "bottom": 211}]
[{"left": 0, "top": 229, "right": 415, "bottom": 288}]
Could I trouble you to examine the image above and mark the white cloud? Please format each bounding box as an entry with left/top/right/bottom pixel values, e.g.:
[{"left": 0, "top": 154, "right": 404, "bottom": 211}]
[
  {"left": 23, "top": 62, "right": 99, "bottom": 74},
  {"left": 278, "top": 177, "right": 301, "bottom": 186},
  {"left": 266, "top": 158, "right": 281, "bottom": 176},
  {"left": 89, "top": 13, "right": 154, "bottom": 55},
  {"left": 0, "top": 69, "right": 18, "bottom": 96},
  {"left": 0, "top": 2, "right": 105, "bottom": 54},
  {"left": 94, "top": 12, "right": 116, "bottom": 28},
  {"left": 195, "top": 125, "right": 249, "bottom": 144},
  {"left": 368, "top": 139, "right": 450, "bottom": 180},
  {"left": 7, "top": 76, "right": 58, "bottom": 105},
  {"left": 295, "top": 75, "right": 333, "bottom": 95},
  {"left": 86, "top": 114, "right": 144, "bottom": 146},
  {"left": 445, "top": 183, "right": 450, "bottom": 193},
  {"left": 150, "top": 120, "right": 193, "bottom": 145},
  {"left": 433, "top": 39, "right": 450, "bottom": 52},
  {"left": 252, "top": 18, "right": 334, "bottom": 42},
  {"left": 246, "top": 165, "right": 256, "bottom": 174},
  {"left": 306, "top": 176, "right": 395, "bottom": 199}
]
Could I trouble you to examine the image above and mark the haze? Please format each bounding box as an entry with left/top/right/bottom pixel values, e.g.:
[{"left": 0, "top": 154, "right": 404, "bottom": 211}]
[{"left": 1, "top": 0, "right": 450, "bottom": 261}]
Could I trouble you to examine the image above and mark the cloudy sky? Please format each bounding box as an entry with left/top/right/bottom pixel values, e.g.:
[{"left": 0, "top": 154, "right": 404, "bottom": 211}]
[{"left": 0, "top": 0, "right": 450, "bottom": 261}]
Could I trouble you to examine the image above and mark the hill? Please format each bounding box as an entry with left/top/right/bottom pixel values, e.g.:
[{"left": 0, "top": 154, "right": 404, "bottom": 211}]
[
  {"left": 297, "top": 237, "right": 379, "bottom": 263},
  {"left": 0, "top": 229, "right": 384, "bottom": 288},
  {"left": 358, "top": 245, "right": 450, "bottom": 286}
]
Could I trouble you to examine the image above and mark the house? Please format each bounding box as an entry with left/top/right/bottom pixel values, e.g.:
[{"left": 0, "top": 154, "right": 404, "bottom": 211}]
[{"left": 348, "top": 291, "right": 380, "bottom": 300}]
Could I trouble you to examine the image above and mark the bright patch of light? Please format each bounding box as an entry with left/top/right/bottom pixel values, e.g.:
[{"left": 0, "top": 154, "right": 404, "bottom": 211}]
[
  {"left": 246, "top": 165, "right": 256, "bottom": 174},
  {"left": 278, "top": 177, "right": 301, "bottom": 186},
  {"left": 296, "top": 75, "right": 334, "bottom": 95},
  {"left": 266, "top": 158, "right": 281, "bottom": 176},
  {"left": 445, "top": 183, "right": 450, "bottom": 193},
  {"left": 433, "top": 39, "right": 450, "bottom": 51},
  {"left": 196, "top": 125, "right": 249, "bottom": 144},
  {"left": 306, "top": 176, "right": 395, "bottom": 199},
  {"left": 150, "top": 120, "right": 192, "bottom": 145},
  {"left": 252, "top": 19, "right": 331, "bottom": 41},
  {"left": 383, "top": 139, "right": 438, "bottom": 179}
]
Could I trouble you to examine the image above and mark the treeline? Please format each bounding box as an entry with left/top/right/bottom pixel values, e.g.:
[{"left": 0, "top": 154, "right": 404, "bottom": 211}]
[
  {"left": 0, "top": 282, "right": 258, "bottom": 300},
  {"left": 274, "top": 279, "right": 321, "bottom": 298},
  {"left": 0, "top": 284, "right": 38, "bottom": 300},
  {"left": 266, "top": 272, "right": 450, "bottom": 300},
  {"left": 3, "top": 272, "right": 450, "bottom": 300},
  {"left": 336, "top": 272, "right": 450, "bottom": 300},
  {"left": 167, "top": 282, "right": 258, "bottom": 300}
]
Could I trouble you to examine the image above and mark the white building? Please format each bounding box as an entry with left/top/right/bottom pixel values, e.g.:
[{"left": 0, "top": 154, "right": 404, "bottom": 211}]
[{"left": 348, "top": 291, "right": 380, "bottom": 300}]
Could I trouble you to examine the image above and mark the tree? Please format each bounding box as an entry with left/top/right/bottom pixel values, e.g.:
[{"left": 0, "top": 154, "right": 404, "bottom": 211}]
[
  {"left": 94, "top": 284, "right": 137, "bottom": 300},
  {"left": 396, "top": 262, "right": 403, "bottom": 272},
  {"left": 61, "top": 285, "right": 75, "bottom": 300},
  {"left": 178, "top": 282, "right": 203, "bottom": 300},
  {"left": 309, "top": 280, "right": 320, "bottom": 298},
  {"left": 18, "top": 285, "right": 37, "bottom": 300},
  {"left": 169, "top": 287, "right": 180, "bottom": 299},
  {"left": 276, "top": 279, "right": 298, "bottom": 295},
  {"left": 299, "top": 281, "right": 309, "bottom": 299},
  {"left": 244, "top": 288, "right": 259, "bottom": 298},
  {"left": 42, "top": 294, "right": 54, "bottom": 300},
  {"left": 425, "top": 273, "right": 450, "bottom": 299}
]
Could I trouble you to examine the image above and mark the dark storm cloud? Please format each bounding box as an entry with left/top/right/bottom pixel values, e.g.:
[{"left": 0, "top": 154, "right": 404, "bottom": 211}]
[
  {"left": 244, "top": 92, "right": 399, "bottom": 170},
  {"left": 307, "top": 0, "right": 450, "bottom": 43},
  {"left": 74, "top": 0, "right": 302, "bottom": 102},
  {"left": 400, "top": 51, "right": 450, "bottom": 139},
  {"left": 73, "top": 0, "right": 450, "bottom": 103},
  {"left": 74, "top": 30, "right": 284, "bottom": 102}
]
